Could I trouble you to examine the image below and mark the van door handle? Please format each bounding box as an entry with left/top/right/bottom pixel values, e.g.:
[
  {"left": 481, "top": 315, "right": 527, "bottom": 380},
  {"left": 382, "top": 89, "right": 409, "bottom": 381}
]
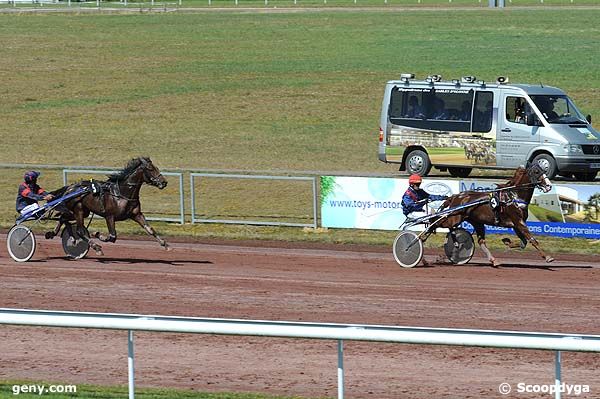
[{"left": 501, "top": 128, "right": 511, "bottom": 132}]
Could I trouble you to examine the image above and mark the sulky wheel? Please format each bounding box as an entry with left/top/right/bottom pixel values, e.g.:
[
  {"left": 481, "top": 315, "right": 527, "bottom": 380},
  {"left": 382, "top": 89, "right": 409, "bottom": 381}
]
[
  {"left": 61, "top": 223, "right": 90, "bottom": 260},
  {"left": 392, "top": 231, "right": 424, "bottom": 268},
  {"left": 7, "top": 225, "right": 36, "bottom": 262},
  {"left": 444, "top": 228, "right": 475, "bottom": 265}
]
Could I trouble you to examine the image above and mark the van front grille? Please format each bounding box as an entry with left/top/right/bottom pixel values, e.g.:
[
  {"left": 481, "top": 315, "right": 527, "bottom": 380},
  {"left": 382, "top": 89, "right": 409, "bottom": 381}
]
[{"left": 581, "top": 145, "right": 600, "bottom": 155}]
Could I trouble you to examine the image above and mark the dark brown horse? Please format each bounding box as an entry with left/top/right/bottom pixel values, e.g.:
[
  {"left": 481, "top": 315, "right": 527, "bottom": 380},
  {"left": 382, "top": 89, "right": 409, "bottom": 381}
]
[
  {"left": 47, "top": 157, "right": 169, "bottom": 255},
  {"left": 438, "top": 164, "right": 554, "bottom": 266}
]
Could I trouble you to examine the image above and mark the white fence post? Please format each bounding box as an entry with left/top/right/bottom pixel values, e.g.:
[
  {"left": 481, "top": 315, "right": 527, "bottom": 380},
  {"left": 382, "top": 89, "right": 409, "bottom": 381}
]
[
  {"left": 555, "top": 350, "right": 561, "bottom": 399},
  {"left": 128, "top": 330, "right": 135, "bottom": 399},
  {"left": 337, "top": 339, "right": 344, "bottom": 399}
]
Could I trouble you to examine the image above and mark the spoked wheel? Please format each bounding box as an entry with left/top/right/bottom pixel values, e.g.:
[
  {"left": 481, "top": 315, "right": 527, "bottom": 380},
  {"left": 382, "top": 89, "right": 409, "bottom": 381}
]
[
  {"left": 7, "top": 225, "right": 36, "bottom": 262},
  {"left": 392, "top": 231, "right": 424, "bottom": 268},
  {"left": 444, "top": 228, "right": 475, "bottom": 265},
  {"left": 61, "top": 223, "right": 90, "bottom": 260}
]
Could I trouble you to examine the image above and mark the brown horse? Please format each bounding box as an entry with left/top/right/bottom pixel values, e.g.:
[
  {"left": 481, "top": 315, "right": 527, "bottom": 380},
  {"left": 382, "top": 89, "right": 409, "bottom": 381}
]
[
  {"left": 47, "top": 157, "right": 169, "bottom": 255},
  {"left": 438, "top": 164, "right": 554, "bottom": 266}
]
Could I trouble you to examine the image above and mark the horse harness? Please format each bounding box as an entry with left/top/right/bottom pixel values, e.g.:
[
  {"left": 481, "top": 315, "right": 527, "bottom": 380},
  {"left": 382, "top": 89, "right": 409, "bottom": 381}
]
[
  {"left": 487, "top": 172, "right": 545, "bottom": 222},
  {"left": 489, "top": 189, "right": 527, "bottom": 211}
]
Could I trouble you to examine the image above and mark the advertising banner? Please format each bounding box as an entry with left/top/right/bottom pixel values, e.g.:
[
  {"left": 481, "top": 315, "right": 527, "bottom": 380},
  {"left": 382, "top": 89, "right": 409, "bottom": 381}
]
[
  {"left": 320, "top": 176, "right": 459, "bottom": 230},
  {"left": 321, "top": 176, "right": 600, "bottom": 239}
]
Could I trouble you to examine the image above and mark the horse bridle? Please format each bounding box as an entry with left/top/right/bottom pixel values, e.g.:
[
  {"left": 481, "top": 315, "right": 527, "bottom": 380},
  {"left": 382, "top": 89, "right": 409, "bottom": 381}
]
[
  {"left": 526, "top": 165, "right": 552, "bottom": 193},
  {"left": 139, "top": 159, "right": 165, "bottom": 187}
]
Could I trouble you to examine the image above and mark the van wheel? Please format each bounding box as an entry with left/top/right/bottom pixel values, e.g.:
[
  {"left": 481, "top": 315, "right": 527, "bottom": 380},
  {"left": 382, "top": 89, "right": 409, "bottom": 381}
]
[
  {"left": 448, "top": 167, "right": 472, "bottom": 178},
  {"left": 531, "top": 153, "right": 558, "bottom": 179},
  {"left": 405, "top": 150, "right": 432, "bottom": 176},
  {"left": 573, "top": 171, "right": 598, "bottom": 181}
]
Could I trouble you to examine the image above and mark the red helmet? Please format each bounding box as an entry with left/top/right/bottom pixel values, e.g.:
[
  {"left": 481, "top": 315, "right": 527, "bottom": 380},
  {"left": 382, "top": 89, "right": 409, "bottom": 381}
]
[{"left": 408, "top": 174, "right": 422, "bottom": 185}]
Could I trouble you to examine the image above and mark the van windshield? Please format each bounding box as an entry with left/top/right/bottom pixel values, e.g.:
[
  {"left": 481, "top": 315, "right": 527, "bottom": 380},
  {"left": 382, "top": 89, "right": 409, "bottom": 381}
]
[{"left": 530, "top": 95, "right": 587, "bottom": 124}]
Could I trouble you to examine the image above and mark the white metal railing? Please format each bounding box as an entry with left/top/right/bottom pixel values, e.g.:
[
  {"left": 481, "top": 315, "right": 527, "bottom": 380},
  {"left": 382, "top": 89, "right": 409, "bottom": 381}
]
[
  {"left": 1, "top": 308, "right": 599, "bottom": 399},
  {"left": 190, "top": 173, "right": 318, "bottom": 228}
]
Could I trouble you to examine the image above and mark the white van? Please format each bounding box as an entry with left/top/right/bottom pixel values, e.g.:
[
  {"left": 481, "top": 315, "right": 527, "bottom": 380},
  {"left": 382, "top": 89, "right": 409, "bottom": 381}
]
[{"left": 378, "top": 74, "right": 600, "bottom": 180}]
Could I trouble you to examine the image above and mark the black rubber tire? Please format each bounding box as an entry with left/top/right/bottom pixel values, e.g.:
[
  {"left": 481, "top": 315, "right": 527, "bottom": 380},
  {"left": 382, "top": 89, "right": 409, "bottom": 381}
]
[
  {"left": 61, "top": 223, "right": 90, "bottom": 260},
  {"left": 405, "top": 150, "right": 432, "bottom": 176},
  {"left": 531, "top": 153, "right": 558, "bottom": 180},
  {"left": 448, "top": 167, "right": 472, "bottom": 178},
  {"left": 444, "top": 228, "right": 475, "bottom": 265}
]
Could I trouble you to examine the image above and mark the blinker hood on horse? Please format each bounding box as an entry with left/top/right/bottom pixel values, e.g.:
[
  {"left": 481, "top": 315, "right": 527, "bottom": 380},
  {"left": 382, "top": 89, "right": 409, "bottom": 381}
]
[{"left": 46, "top": 157, "right": 170, "bottom": 255}]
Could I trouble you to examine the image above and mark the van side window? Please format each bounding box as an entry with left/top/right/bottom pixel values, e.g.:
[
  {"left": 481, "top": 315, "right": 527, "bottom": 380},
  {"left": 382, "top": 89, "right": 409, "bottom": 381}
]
[
  {"left": 506, "top": 96, "right": 527, "bottom": 124},
  {"left": 473, "top": 91, "right": 494, "bottom": 132},
  {"left": 388, "top": 87, "right": 474, "bottom": 133}
]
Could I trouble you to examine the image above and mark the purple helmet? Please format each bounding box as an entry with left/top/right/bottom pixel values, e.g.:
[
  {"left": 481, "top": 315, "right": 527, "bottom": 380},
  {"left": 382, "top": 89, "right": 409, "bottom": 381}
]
[{"left": 24, "top": 171, "right": 40, "bottom": 184}]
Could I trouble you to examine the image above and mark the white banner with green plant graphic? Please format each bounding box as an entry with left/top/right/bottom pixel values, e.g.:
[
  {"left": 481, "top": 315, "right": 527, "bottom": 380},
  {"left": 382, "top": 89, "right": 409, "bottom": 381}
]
[
  {"left": 320, "top": 176, "right": 600, "bottom": 238},
  {"left": 320, "top": 176, "right": 458, "bottom": 230}
]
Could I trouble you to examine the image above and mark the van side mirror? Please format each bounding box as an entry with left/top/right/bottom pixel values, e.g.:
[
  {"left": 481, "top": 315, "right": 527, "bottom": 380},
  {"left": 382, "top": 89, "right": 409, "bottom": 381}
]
[{"left": 587, "top": 114, "right": 592, "bottom": 124}]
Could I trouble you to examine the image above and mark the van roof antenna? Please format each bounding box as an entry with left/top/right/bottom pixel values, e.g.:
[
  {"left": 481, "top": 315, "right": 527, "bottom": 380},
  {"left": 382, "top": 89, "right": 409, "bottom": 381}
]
[{"left": 540, "top": 82, "right": 544, "bottom": 88}]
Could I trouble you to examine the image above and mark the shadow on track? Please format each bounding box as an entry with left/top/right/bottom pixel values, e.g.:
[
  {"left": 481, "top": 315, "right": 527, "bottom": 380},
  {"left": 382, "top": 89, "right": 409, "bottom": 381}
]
[
  {"left": 45, "top": 256, "right": 213, "bottom": 266},
  {"left": 422, "top": 259, "right": 592, "bottom": 271},
  {"left": 95, "top": 257, "right": 213, "bottom": 266}
]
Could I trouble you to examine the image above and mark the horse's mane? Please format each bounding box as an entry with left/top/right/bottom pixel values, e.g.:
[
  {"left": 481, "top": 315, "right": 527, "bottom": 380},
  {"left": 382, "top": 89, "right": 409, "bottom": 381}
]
[
  {"left": 107, "top": 157, "right": 150, "bottom": 182},
  {"left": 496, "top": 166, "right": 528, "bottom": 188}
]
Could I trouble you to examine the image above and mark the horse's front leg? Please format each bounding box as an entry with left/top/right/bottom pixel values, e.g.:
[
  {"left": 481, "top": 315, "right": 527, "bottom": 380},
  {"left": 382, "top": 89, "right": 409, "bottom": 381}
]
[
  {"left": 132, "top": 212, "right": 171, "bottom": 250},
  {"left": 95, "top": 215, "right": 117, "bottom": 243},
  {"left": 474, "top": 223, "right": 498, "bottom": 267},
  {"left": 510, "top": 218, "right": 554, "bottom": 263}
]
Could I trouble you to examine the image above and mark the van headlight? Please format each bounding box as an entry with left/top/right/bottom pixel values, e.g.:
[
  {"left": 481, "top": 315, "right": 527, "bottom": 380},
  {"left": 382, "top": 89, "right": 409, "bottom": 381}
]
[{"left": 563, "top": 144, "right": 583, "bottom": 154}]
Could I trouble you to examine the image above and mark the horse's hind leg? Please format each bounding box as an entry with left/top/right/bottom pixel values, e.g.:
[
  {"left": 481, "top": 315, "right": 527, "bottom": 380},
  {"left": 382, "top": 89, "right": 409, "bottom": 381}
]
[
  {"left": 474, "top": 223, "right": 498, "bottom": 267},
  {"left": 45, "top": 219, "right": 63, "bottom": 239},
  {"left": 95, "top": 215, "right": 117, "bottom": 243},
  {"left": 132, "top": 212, "right": 171, "bottom": 250},
  {"left": 73, "top": 206, "right": 103, "bottom": 256}
]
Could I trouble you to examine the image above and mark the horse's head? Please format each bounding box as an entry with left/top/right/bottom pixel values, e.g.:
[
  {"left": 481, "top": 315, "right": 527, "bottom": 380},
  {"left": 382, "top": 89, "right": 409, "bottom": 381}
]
[
  {"left": 139, "top": 157, "right": 168, "bottom": 189},
  {"left": 526, "top": 162, "right": 552, "bottom": 193}
]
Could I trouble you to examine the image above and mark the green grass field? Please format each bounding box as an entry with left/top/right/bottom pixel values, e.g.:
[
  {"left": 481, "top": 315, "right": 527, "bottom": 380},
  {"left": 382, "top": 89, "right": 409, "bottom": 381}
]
[
  {"left": 0, "top": 381, "right": 317, "bottom": 399},
  {"left": 1, "top": 9, "right": 599, "bottom": 170}
]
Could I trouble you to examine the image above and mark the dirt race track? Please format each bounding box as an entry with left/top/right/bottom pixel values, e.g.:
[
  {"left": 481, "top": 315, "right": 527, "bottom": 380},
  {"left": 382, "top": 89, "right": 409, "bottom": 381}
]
[{"left": 1, "top": 235, "right": 600, "bottom": 398}]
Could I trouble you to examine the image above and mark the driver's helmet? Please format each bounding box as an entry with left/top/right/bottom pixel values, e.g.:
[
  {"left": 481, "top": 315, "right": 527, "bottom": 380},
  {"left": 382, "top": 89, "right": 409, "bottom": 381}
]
[
  {"left": 24, "top": 171, "right": 40, "bottom": 184},
  {"left": 408, "top": 174, "right": 422, "bottom": 185}
]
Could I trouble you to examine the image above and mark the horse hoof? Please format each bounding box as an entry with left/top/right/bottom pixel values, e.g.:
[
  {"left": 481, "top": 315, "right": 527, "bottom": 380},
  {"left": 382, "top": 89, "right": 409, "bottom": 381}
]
[
  {"left": 45, "top": 232, "right": 55, "bottom": 240},
  {"left": 490, "top": 259, "right": 500, "bottom": 267},
  {"left": 501, "top": 238, "right": 511, "bottom": 246},
  {"left": 546, "top": 256, "right": 555, "bottom": 263}
]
